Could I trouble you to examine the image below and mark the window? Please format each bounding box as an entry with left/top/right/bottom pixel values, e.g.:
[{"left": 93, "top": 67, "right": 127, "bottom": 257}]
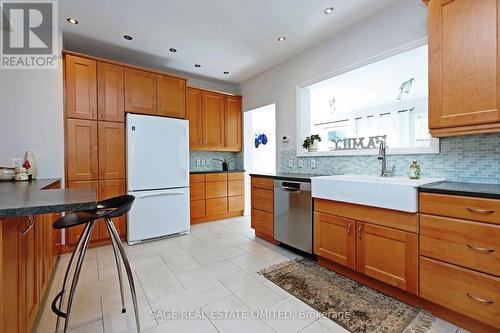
[{"left": 297, "top": 43, "right": 438, "bottom": 156}]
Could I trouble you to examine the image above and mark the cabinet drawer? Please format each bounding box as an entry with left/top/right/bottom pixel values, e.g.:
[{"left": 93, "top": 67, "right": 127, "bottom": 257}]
[
  {"left": 206, "top": 181, "right": 227, "bottom": 199},
  {"left": 228, "top": 172, "right": 244, "bottom": 181},
  {"left": 228, "top": 195, "right": 244, "bottom": 212},
  {"left": 421, "top": 214, "right": 500, "bottom": 276},
  {"left": 190, "top": 182, "right": 205, "bottom": 200},
  {"left": 420, "top": 257, "right": 500, "bottom": 328},
  {"left": 228, "top": 180, "right": 244, "bottom": 196},
  {"left": 420, "top": 193, "right": 500, "bottom": 225},
  {"left": 251, "top": 208, "right": 273, "bottom": 237},
  {"left": 190, "top": 200, "right": 205, "bottom": 219},
  {"left": 251, "top": 188, "right": 273, "bottom": 213},
  {"left": 251, "top": 177, "right": 273, "bottom": 190},
  {"left": 206, "top": 198, "right": 227, "bottom": 216},
  {"left": 190, "top": 174, "right": 205, "bottom": 183},
  {"left": 206, "top": 173, "right": 227, "bottom": 182}
]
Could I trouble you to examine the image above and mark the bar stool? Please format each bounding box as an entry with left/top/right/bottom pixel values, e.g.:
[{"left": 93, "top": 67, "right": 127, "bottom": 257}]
[{"left": 51, "top": 195, "right": 140, "bottom": 333}]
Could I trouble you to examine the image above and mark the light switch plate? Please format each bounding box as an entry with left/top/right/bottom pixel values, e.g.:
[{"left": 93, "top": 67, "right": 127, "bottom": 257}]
[
  {"left": 311, "top": 159, "right": 316, "bottom": 169},
  {"left": 298, "top": 160, "right": 304, "bottom": 168},
  {"left": 201, "top": 159, "right": 206, "bottom": 166},
  {"left": 288, "top": 160, "right": 294, "bottom": 168},
  {"left": 196, "top": 159, "right": 201, "bottom": 166}
]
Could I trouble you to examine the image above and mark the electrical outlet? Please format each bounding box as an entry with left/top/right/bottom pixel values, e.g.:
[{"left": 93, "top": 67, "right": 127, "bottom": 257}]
[
  {"left": 288, "top": 160, "right": 294, "bottom": 168},
  {"left": 196, "top": 159, "right": 201, "bottom": 166},
  {"left": 298, "top": 160, "right": 304, "bottom": 168},
  {"left": 311, "top": 159, "right": 316, "bottom": 169}
]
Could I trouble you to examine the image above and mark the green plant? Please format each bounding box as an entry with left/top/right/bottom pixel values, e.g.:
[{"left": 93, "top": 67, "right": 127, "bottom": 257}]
[{"left": 302, "top": 135, "right": 322, "bottom": 149}]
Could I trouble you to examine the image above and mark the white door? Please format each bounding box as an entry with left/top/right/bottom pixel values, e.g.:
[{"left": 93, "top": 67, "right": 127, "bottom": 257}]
[
  {"left": 127, "top": 114, "right": 189, "bottom": 191},
  {"left": 127, "top": 188, "right": 190, "bottom": 244}
]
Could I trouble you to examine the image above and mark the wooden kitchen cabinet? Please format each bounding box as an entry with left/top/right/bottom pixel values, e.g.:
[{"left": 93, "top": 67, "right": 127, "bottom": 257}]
[
  {"left": 203, "top": 91, "right": 225, "bottom": 150},
  {"left": 65, "top": 55, "right": 97, "bottom": 120},
  {"left": 157, "top": 75, "right": 187, "bottom": 118},
  {"left": 97, "top": 62, "right": 124, "bottom": 122},
  {"left": 98, "top": 121, "right": 125, "bottom": 179},
  {"left": 66, "top": 118, "right": 98, "bottom": 181},
  {"left": 356, "top": 222, "right": 418, "bottom": 294},
  {"left": 428, "top": 0, "right": 500, "bottom": 136},
  {"left": 124, "top": 68, "right": 157, "bottom": 115},
  {"left": 187, "top": 88, "right": 204, "bottom": 149},
  {"left": 313, "top": 212, "right": 356, "bottom": 270},
  {"left": 66, "top": 181, "right": 100, "bottom": 245},
  {"left": 98, "top": 179, "right": 126, "bottom": 239},
  {"left": 224, "top": 95, "right": 242, "bottom": 151}
]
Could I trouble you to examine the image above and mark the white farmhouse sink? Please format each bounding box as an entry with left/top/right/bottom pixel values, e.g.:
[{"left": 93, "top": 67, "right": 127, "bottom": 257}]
[{"left": 311, "top": 175, "right": 444, "bottom": 213}]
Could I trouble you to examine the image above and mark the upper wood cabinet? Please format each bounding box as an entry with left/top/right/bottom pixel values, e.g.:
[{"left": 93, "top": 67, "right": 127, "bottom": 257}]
[
  {"left": 66, "top": 118, "right": 98, "bottom": 181},
  {"left": 224, "top": 95, "right": 242, "bottom": 151},
  {"left": 65, "top": 55, "right": 97, "bottom": 120},
  {"left": 314, "top": 212, "right": 356, "bottom": 270},
  {"left": 428, "top": 0, "right": 500, "bottom": 136},
  {"left": 203, "top": 91, "right": 226, "bottom": 149},
  {"left": 187, "top": 88, "right": 204, "bottom": 149},
  {"left": 98, "top": 121, "right": 125, "bottom": 179},
  {"left": 158, "top": 75, "right": 187, "bottom": 118},
  {"left": 124, "top": 68, "right": 157, "bottom": 115},
  {"left": 98, "top": 62, "right": 124, "bottom": 122},
  {"left": 356, "top": 222, "right": 418, "bottom": 295}
]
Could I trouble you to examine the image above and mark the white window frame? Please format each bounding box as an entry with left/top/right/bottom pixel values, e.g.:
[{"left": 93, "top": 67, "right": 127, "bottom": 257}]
[{"left": 296, "top": 37, "right": 439, "bottom": 157}]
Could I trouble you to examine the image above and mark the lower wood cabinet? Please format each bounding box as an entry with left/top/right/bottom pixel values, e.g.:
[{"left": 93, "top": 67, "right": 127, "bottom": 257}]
[
  {"left": 250, "top": 208, "right": 274, "bottom": 239},
  {"left": 250, "top": 176, "right": 278, "bottom": 243},
  {"left": 190, "top": 172, "right": 244, "bottom": 223}
]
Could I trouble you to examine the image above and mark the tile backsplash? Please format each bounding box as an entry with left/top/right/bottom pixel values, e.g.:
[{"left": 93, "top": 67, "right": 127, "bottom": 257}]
[
  {"left": 280, "top": 133, "right": 500, "bottom": 184},
  {"left": 190, "top": 151, "right": 244, "bottom": 172}
]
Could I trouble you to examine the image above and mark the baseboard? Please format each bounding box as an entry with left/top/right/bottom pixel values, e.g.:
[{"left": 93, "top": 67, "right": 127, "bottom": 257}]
[{"left": 190, "top": 211, "right": 243, "bottom": 224}]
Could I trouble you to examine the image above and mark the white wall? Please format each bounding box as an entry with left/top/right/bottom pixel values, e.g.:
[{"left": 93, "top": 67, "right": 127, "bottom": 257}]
[
  {"left": 0, "top": 32, "right": 65, "bottom": 179},
  {"left": 239, "top": 0, "right": 428, "bottom": 169}
]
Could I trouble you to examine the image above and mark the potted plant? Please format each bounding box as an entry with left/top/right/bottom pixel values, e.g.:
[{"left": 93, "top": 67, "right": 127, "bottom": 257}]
[
  {"left": 213, "top": 156, "right": 236, "bottom": 171},
  {"left": 302, "top": 135, "right": 322, "bottom": 152}
]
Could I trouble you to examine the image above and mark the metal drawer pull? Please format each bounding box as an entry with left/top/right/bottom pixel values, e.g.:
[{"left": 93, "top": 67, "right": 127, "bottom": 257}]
[
  {"left": 466, "top": 292, "right": 494, "bottom": 305},
  {"left": 22, "top": 215, "right": 35, "bottom": 235},
  {"left": 467, "top": 207, "right": 495, "bottom": 215},
  {"left": 467, "top": 244, "right": 495, "bottom": 254}
]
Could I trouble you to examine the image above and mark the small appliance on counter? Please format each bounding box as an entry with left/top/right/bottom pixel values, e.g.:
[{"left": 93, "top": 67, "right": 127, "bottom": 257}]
[{"left": 0, "top": 166, "right": 16, "bottom": 181}]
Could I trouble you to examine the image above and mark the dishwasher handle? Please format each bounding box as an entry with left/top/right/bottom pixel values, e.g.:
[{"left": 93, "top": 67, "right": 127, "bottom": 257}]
[{"left": 281, "top": 186, "right": 301, "bottom": 193}]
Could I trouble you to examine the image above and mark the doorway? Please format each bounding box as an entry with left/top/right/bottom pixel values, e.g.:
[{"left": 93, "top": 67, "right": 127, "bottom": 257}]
[{"left": 244, "top": 104, "right": 276, "bottom": 215}]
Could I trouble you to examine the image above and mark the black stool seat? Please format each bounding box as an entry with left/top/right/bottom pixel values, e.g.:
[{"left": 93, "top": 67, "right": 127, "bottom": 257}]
[
  {"left": 88, "top": 195, "right": 135, "bottom": 218},
  {"left": 52, "top": 211, "right": 101, "bottom": 229}
]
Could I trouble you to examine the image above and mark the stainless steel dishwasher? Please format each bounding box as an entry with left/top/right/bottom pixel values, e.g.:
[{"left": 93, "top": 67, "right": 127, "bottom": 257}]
[{"left": 274, "top": 179, "right": 312, "bottom": 253}]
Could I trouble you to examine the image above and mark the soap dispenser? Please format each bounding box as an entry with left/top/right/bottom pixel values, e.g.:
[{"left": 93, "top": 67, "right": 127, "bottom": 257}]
[{"left": 409, "top": 160, "right": 420, "bottom": 180}]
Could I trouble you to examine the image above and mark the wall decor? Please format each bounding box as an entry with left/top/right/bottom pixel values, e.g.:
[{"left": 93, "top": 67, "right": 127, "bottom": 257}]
[
  {"left": 330, "top": 135, "right": 387, "bottom": 151},
  {"left": 254, "top": 133, "right": 268, "bottom": 148}
]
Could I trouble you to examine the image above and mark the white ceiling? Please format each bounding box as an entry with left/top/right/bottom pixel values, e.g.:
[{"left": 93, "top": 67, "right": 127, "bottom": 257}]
[{"left": 60, "top": 0, "right": 400, "bottom": 84}]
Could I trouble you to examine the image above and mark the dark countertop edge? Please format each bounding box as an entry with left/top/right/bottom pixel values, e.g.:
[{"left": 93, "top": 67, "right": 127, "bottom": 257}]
[
  {"left": 418, "top": 181, "right": 500, "bottom": 200},
  {"left": 190, "top": 170, "right": 246, "bottom": 174},
  {"left": 249, "top": 173, "right": 325, "bottom": 183},
  {"left": 0, "top": 201, "right": 96, "bottom": 219}
]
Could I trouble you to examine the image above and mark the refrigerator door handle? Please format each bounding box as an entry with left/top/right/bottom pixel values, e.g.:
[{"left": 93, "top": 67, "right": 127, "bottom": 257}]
[{"left": 133, "top": 191, "right": 185, "bottom": 199}]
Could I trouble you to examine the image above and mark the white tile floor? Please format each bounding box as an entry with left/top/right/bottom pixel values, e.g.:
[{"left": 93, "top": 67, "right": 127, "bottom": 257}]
[{"left": 35, "top": 216, "right": 467, "bottom": 333}]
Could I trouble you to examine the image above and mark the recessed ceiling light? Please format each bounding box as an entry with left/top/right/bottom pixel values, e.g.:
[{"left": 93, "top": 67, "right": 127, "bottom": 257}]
[
  {"left": 123, "top": 35, "right": 133, "bottom": 40},
  {"left": 324, "top": 7, "right": 334, "bottom": 14},
  {"left": 223, "top": 71, "right": 229, "bottom": 75},
  {"left": 66, "top": 17, "right": 78, "bottom": 24},
  {"left": 169, "top": 48, "right": 177, "bottom": 53},
  {"left": 277, "top": 36, "right": 286, "bottom": 42},
  {"left": 194, "top": 64, "right": 201, "bottom": 68}
]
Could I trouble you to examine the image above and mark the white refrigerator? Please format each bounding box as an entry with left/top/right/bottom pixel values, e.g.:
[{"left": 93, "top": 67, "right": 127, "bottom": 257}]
[{"left": 126, "top": 114, "right": 190, "bottom": 245}]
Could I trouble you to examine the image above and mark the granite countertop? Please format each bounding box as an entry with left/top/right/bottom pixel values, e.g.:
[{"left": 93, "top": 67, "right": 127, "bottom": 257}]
[
  {"left": 249, "top": 172, "right": 331, "bottom": 183},
  {"left": 419, "top": 181, "right": 500, "bottom": 199},
  {"left": 0, "top": 178, "right": 97, "bottom": 219},
  {"left": 190, "top": 169, "right": 245, "bottom": 174}
]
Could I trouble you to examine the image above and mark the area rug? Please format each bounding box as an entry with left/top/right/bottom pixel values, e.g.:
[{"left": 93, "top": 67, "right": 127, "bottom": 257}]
[{"left": 259, "top": 259, "right": 433, "bottom": 333}]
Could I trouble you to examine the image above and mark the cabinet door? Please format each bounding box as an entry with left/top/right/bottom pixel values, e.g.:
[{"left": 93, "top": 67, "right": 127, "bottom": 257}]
[
  {"left": 224, "top": 95, "right": 242, "bottom": 151},
  {"left": 124, "top": 68, "right": 157, "bottom": 115},
  {"left": 313, "top": 212, "right": 356, "bottom": 269},
  {"left": 98, "top": 179, "right": 127, "bottom": 239},
  {"left": 157, "top": 75, "right": 186, "bottom": 118},
  {"left": 37, "top": 214, "right": 52, "bottom": 297},
  {"left": 21, "top": 215, "right": 39, "bottom": 332},
  {"left": 202, "top": 91, "right": 225, "bottom": 149},
  {"left": 66, "top": 181, "right": 100, "bottom": 245},
  {"left": 356, "top": 222, "right": 418, "bottom": 294},
  {"left": 98, "top": 121, "right": 125, "bottom": 179},
  {"left": 66, "top": 118, "right": 98, "bottom": 181},
  {"left": 65, "top": 55, "right": 97, "bottom": 120},
  {"left": 98, "top": 62, "right": 124, "bottom": 122},
  {"left": 429, "top": 0, "right": 500, "bottom": 130},
  {"left": 187, "top": 88, "right": 204, "bottom": 149}
]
